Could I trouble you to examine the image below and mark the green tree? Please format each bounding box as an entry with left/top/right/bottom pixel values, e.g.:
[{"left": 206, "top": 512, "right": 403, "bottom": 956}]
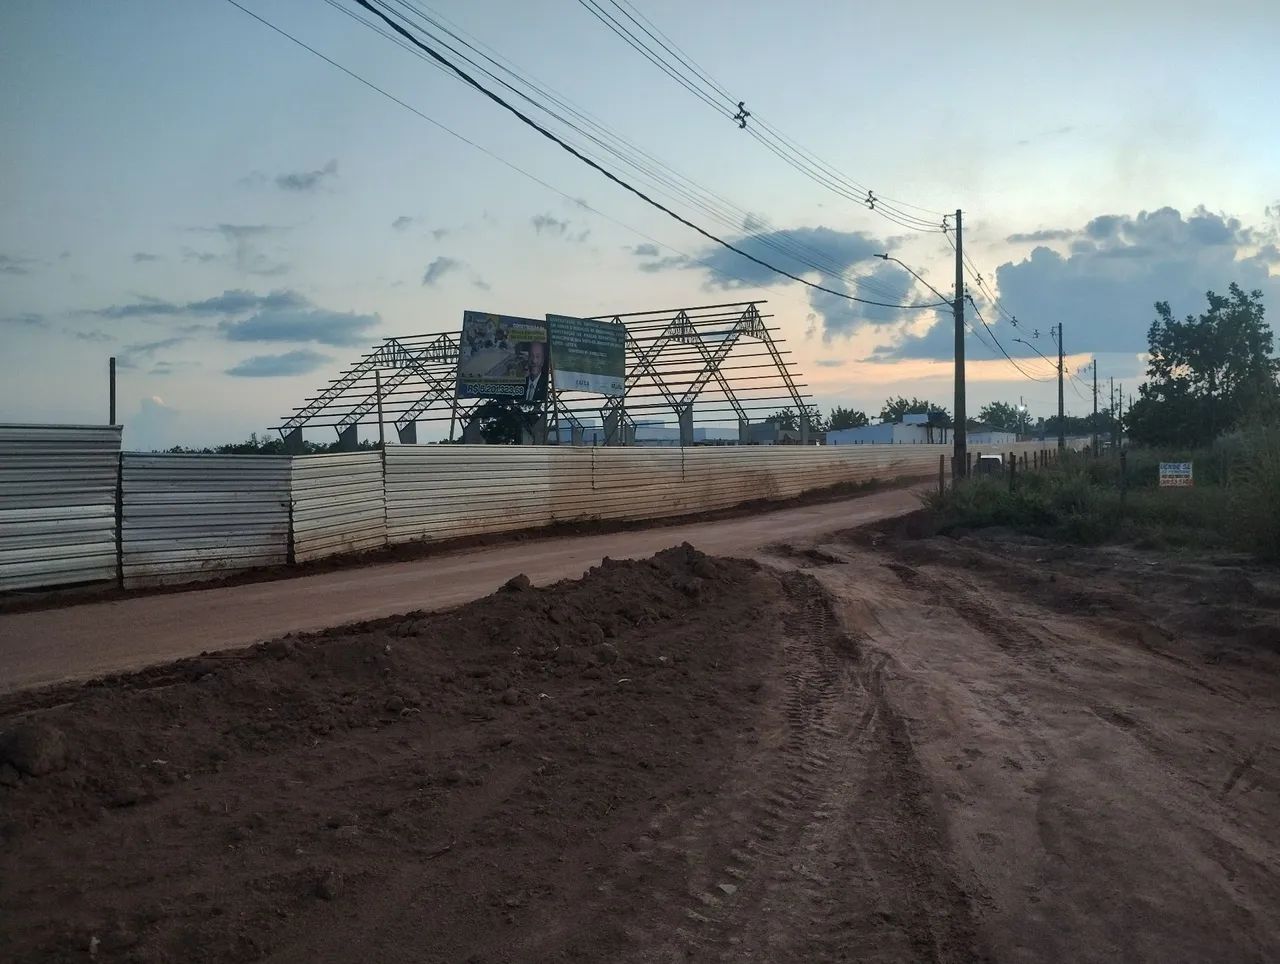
[
  {"left": 1128, "top": 285, "right": 1278, "bottom": 447},
  {"left": 976, "top": 401, "right": 1026, "bottom": 434},
  {"left": 472, "top": 398, "right": 537, "bottom": 445},
  {"left": 880, "top": 396, "right": 952, "bottom": 428},
  {"left": 765, "top": 405, "right": 825, "bottom": 432},
  {"left": 828, "top": 406, "right": 869, "bottom": 431}
]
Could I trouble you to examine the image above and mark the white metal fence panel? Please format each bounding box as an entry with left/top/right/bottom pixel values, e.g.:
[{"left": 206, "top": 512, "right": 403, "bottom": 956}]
[
  {"left": 385, "top": 446, "right": 561, "bottom": 543},
  {"left": 290, "top": 452, "right": 386, "bottom": 562},
  {"left": 0, "top": 424, "right": 122, "bottom": 591},
  {"left": 121, "top": 454, "right": 290, "bottom": 587}
]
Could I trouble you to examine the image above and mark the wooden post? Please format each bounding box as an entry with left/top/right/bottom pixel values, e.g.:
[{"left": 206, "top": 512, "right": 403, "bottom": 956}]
[
  {"left": 1009, "top": 452, "right": 1017, "bottom": 491},
  {"left": 938, "top": 454, "right": 945, "bottom": 495}
]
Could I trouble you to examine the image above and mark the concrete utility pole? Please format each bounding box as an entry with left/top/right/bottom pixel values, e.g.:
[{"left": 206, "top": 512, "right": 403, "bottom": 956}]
[
  {"left": 1056, "top": 323, "right": 1065, "bottom": 450},
  {"left": 953, "top": 209, "right": 967, "bottom": 477},
  {"left": 108, "top": 356, "right": 117, "bottom": 426},
  {"left": 1109, "top": 376, "right": 1115, "bottom": 449},
  {"left": 1092, "top": 360, "right": 1098, "bottom": 455}
]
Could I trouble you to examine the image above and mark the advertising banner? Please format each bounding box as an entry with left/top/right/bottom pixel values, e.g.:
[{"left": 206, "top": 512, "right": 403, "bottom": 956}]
[
  {"left": 547, "top": 314, "right": 626, "bottom": 396},
  {"left": 456, "top": 311, "right": 549, "bottom": 402},
  {"left": 1158, "top": 462, "right": 1193, "bottom": 487}
]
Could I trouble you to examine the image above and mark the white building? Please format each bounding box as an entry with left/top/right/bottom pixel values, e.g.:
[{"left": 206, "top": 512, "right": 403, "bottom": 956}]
[
  {"left": 827, "top": 414, "right": 951, "bottom": 445},
  {"left": 967, "top": 430, "right": 1017, "bottom": 446}
]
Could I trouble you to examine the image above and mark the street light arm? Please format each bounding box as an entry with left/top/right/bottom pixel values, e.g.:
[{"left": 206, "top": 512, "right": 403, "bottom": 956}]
[
  {"left": 876, "top": 253, "right": 953, "bottom": 305},
  {"left": 1012, "top": 337, "right": 1058, "bottom": 368}
]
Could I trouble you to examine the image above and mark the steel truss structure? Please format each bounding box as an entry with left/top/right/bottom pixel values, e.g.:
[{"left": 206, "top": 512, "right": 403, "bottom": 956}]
[{"left": 276, "top": 301, "right": 813, "bottom": 447}]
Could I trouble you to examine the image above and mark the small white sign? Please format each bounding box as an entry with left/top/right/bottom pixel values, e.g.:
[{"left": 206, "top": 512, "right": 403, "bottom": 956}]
[{"left": 1159, "top": 462, "right": 1193, "bottom": 487}]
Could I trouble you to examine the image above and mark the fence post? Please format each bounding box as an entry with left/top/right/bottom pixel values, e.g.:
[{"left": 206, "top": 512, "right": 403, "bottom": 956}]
[
  {"left": 114, "top": 451, "right": 124, "bottom": 589},
  {"left": 1119, "top": 450, "right": 1127, "bottom": 509},
  {"left": 1009, "top": 452, "right": 1017, "bottom": 492},
  {"left": 966, "top": 451, "right": 973, "bottom": 477},
  {"left": 938, "top": 454, "right": 945, "bottom": 495}
]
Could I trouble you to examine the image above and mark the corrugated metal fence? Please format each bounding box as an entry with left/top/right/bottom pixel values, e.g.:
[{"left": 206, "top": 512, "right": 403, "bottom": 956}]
[
  {"left": 0, "top": 427, "right": 1081, "bottom": 593},
  {"left": 0, "top": 425, "right": 122, "bottom": 591},
  {"left": 291, "top": 452, "right": 386, "bottom": 562},
  {"left": 120, "top": 454, "right": 290, "bottom": 588}
]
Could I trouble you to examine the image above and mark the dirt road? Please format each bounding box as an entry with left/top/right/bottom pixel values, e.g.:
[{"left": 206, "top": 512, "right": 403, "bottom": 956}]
[
  {"left": 0, "top": 487, "right": 922, "bottom": 694},
  {"left": 2, "top": 527, "right": 1276, "bottom": 961}
]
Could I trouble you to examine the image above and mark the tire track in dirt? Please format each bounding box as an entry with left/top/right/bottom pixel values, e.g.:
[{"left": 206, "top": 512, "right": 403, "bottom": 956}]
[{"left": 602, "top": 572, "right": 985, "bottom": 964}]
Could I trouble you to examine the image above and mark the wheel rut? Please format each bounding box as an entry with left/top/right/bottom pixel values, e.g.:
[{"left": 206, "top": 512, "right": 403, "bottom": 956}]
[{"left": 617, "top": 571, "right": 985, "bottom": 964}]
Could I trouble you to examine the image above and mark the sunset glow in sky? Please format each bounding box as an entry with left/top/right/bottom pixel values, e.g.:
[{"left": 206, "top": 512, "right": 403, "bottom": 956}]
[{"left": 3, "top": 0, "right": 1277, "bottom": 447}]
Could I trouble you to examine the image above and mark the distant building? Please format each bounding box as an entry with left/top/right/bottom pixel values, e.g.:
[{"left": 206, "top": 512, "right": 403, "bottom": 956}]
[
  {"left": 826, "top": 418, "right": 951, "bottom": 445},
  {"left": 967, "top": 429, "right": 1017, "bottom": 446}
]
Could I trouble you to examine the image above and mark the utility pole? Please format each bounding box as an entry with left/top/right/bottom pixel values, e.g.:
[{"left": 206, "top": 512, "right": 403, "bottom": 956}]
[
  {"left": 108, "top": 356, "right": 117, "bottom": 425},
  {"left": 1117, "top": 382, "right": 1124, "bottom": 446},
  {"left": 953, "top": 209, "right": 967, "bottom": 477},
  {"left": 1109, "top": 376, "right": 1115, "bottom": 449},
  {"left": 1091, "top": 360, "right": 1098, "bottom": 455},
  {"left": 1056, "top": 323, "right": 1065, "bottom": 450}
]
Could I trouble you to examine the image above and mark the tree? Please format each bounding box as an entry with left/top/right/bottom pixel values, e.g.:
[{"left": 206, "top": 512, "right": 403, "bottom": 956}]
[
  {"left": 828, "top": 406, "right": 869, "bottom": 431},
  {"left": 765, "top": 405, "right": 825, "bottom": 432},
  {"left": 1128, "top": 285, "right": 1278, "bottom": 447},
  {"left": 879, "top": 396, "right": 952, "bottom": 428},
  {"left": 472, "top": 398, "right": 538, "bottom": 445},
  {"left": 976, "top": 401, "right": 1026, "bottom": 434}
]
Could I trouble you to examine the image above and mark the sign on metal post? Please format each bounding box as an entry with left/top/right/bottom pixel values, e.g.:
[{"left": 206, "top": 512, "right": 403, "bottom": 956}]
[{"left": 1159, "top": 462, "right": 1193, "bottom": 487}]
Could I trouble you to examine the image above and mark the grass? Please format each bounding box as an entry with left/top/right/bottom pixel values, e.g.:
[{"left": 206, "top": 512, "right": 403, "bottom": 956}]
[{"left": 923, "top": 425, "right": 1280, "bottom": 560}]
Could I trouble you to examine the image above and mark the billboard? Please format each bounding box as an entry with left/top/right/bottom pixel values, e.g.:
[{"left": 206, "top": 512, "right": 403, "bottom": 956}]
[
  {"left": 547, "top": 314, "right": 626, "bottom": 396},
  {"left": 456, "top": 311, "right": 549, "bottom": 402}
]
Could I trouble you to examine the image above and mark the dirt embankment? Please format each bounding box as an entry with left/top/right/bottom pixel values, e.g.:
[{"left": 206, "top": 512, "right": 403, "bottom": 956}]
[
  {"left": 4, "top": 527, "right": 1277, "bottom": 963},
  {"left": 0, "top": 544, "right": 978, "bottom": 963}
]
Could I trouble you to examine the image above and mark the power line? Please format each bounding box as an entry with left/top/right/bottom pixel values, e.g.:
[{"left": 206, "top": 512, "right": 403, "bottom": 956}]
[
  {"left": 572, "top": 0, "right": 946, "bottom": 232},
  {"left": 966, "top": 296, "right": 1056, "bottom": 382},
  {"left": 221, "top": 0, "right": 891, "bottom": 299},
  {"left": 352, "top": 0, "right": 944, "bottom": 311},
  {"left": 324, "top": 0, "right": 924, "bottom": 304}
]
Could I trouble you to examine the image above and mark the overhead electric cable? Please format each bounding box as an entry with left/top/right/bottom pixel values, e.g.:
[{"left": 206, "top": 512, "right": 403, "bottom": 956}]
[
  {"left": 351, "top": 0, "right": 945, "bottom": 310},
  {"left": 324, "top": 0, "right": 922, "bottom": 302}
]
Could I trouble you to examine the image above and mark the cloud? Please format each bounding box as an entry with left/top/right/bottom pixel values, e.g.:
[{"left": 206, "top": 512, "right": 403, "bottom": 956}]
[
  {"left": 630, "top": 243, "right": 660, "bottom": 257},
  {"left": 226, "top": 349, "right": 331, "bottom": 377},
  {"left": 431, "top": 227, "right": 453, "bottom": 241},
  {"left": 741, "top": 212, "right": 765, "bottom": 233},
  {"left": 3, "top": 312, "right": 45, "bottom": 327},
  {"left": 1006, "top": 228, "right": 1075, "bottom": 243},
  {"left": 88, "top": 288, "right": 308, "bottom": 320},
  {"left": 531, "top": 213, "right": 569, "bottom": 236},
  {"left": 181, "top": 247, "right": 219, "bottom": 264},
  {"left": 0, "top": 254, "right": 35, "bottom": 276},
  {"left": 220, "top": 306, "right": 379, "bottom": 346},
  {"left": 637, "top": 224, "right": 912, "bottom": 340},
  {"left": 274, "top": 159, "right": 338, "bottom": 192},
  {"left": 132, "top": 252, "right": 161, "bottom": 263},
  {"left": 422, "top": 256, "right": 461, "bottom": 287},
  {"left": 814, "top": 359, "right": 846, "bottom": 368},
  {"left": 126, "top": 395, "right": 179, "bottom": 451},
  {"left": 66, "top": 328, "right": 113, "bottom": 342},
  {"left": 877, "top": 205, "right": 1280, "bottom": 361},
  {"left": 392, "top": 215, "right": 415, "bottom": 231},
  {"left": 192, "top": 223, "right": 290, "bottom": 276},
  {"left": 123, "top": 336, "right": 191, "bottom": 357},
  {"left": 474, "top": 278, "right": 492, "bottom": 291}
]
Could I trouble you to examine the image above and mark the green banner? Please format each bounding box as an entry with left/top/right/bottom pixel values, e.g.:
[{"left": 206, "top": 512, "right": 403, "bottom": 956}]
[{"left": 547, "top": 314, "right": 625, "bottom": 396}]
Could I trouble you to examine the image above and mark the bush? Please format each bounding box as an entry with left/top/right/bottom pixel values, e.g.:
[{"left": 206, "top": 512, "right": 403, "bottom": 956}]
[{"left": 1228, "top": 424, "right": 1280, "bottom": 560}]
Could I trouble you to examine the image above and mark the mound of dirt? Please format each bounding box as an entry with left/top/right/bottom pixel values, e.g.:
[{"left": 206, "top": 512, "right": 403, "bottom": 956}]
[{"left": 0, "top": 544, "right": 782, "bottom": 963}]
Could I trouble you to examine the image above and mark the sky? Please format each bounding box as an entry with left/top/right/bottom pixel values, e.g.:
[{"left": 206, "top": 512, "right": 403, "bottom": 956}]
[{"left": 2, "top": 0, "right": 1278, "bottom": 449}]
